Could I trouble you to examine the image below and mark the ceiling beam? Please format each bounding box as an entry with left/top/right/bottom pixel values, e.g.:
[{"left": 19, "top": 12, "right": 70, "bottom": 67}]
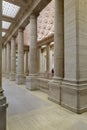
[
  {"left": 2, "top": 28, "right": 8, "bottom": 32},
  {"left": 2, "top": 15, "right": 15, "bottom": 23},
  {"left": 4, "top": 0, "right": 27, "bottom": 7}
]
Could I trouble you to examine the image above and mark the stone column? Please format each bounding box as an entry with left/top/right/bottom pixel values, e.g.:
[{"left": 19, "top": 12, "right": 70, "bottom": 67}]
[
  {"left": 2, "top": 48, "right": 4, "bottom": 76},
  {"left": 16, "top": 28, "right": 25, "bottom": 84},
  {"left": 38, "top": 47, "right": 41, "bottom": 73},
  {"left": 24, "top": 50, "right": 29, "bottom": 76},
  {"left": 26, "top": 14, "right": 38, "bottom": 90},
  {"left": 29, "top": 15, "right": 38, "bottom": 75},
  {"left": 7, "top": 42, "right": 11, "bottom": 78},
  {"left": 0, "top": 1, "right": 7, "bottom": 129},
  {"left": 10, "top": 37, "right": 16, "bottom": 81},
  {"left": 3, "top": 47, "right": 6, "bottom": 77},
  {"left": 48, "top": 0, "right": 64, "bottom": 104},
  {"left": 61, "top": 0, "right": 87, "bottom": 113},
  {"left": 46, "top": 44, "right": 50, "bottom": 78},
  {"left": 5, "top": 45, "right": 7, "bottom": 77}
]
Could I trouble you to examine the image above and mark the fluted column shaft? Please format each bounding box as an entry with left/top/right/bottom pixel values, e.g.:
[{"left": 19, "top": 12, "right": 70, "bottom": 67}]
[
  {"left": 48, "top": 0, "right": 64, "bottom": 104},
  {"left": 18, "top": 29, "right": 24, "bottom": 74},
  {"left": 54, "top": 0, "right": 64, "bottom": 79},
  {"left": 16, "top": 28, "right": 25, "bottom": 84},
  {"left": 7, "top": 42, "right": 11, "bottom": 78},
  {"left": 46, "top": 44, "right": 50, "bottom": 73},
  {"left": 38, "top": 47, "right": 41, "bottom": 73},
  {"left": 3, "top": 47, "right": 6, "bottom": 76},
  {"left": 24, "top": 50, "right": 29, "bottom": 76},
  {"left": 26, "top": 14, "right": 38, "bottom": 90},
  {"left": 10, "top": 37, "right": 16, "bottom": 81},
  {"left": 2, "top": 48, "right": 4, "bottom": 76},
  {"left": 29, "top": 14, "right": 38, "bottom": 75},
  {"left": 5, "top": 45, "right": 7, "bottom": 77}
]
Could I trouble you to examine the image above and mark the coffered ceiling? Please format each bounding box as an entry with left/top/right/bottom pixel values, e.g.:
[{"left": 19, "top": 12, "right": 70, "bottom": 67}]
[
  {"left": 2, "top": 0, "right": 52, "bottom": 45},
  {"left": 2, "top": 0, "right": 33, "bottom": 38}
]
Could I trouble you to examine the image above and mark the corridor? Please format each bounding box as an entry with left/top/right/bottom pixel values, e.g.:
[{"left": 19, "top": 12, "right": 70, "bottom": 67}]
[{"left": 2, "top": 78, "right": 87, "bottom": 130}]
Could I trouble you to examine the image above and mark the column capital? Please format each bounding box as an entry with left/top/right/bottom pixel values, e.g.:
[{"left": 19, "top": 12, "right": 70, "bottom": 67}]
[
  {"left": 18, "top": 27, "right": 25, "bottom": 32},
  {"left": 30, "top": 13, "right": 37, "bottom": 19},
  {"left": 11, "top": 35, "right": 16, "bottom": 39},
  {"left": 7, "top": 41, "right": 11, "bottom": 45}
]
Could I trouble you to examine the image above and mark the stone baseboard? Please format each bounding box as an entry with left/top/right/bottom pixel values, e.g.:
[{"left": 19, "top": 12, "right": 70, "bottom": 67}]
[
  {"left": 26, "top": 76, "right": 38, "bottom": 90},
  {"left": 61, "top": 80, "right": 87, "bottom": 113},
  {"left": 16, "top": 74, "right": 25, "bottom": 85}
]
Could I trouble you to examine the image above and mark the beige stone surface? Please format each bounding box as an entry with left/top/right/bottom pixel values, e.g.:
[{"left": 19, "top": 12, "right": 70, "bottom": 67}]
[
  {"left": 24, "top": 50, "right": 29, "bottom": 76},
  {"left": 29, "top": 14, "right": 38, "bottom": 74},
  {"left": 3, "top": 47, "right": 5, "bottom": 77},
  {"left": 48, "top": 0, "right": 64, "bottom": 104},
  {"left": 54, "top": 0, "right": 64, "bottom": 78},
  {"left": 2, "top": 48, "right": 4, "bottom": 76},
  {"left": 5, "top": 46, "right": 7, "bottom": 77},
  {"left": 79, "top": 0, "right": 87, "bottom": 80},
  {"left": 26, "top": 14, "right": 38, "bottom": 90},
  {"left": 46, "top": 44, "right": 50, "bottom": 74},
  {"left": 10, "top": 37, "right": 16, "bottom": 81},
  {"left": 64, "top": 0, "right": 77, "bottom": 80},
  {"left": 2, "top": 78, "right": 87, "bottom": 130},
  {"left": 16, "top": 29, "right": 25, "bottom": 84},
  {"left": 7, "top": 42, "right": 11, "bottom": 79},
  {"left": 61, "top": 0, "right": 87, "bottom": 113}
]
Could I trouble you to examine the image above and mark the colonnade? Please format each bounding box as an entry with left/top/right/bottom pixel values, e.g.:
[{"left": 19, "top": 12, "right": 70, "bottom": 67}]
[
  {"left": 2, "top": 29, "right": 29, "bottom": 84},
  {"left": 2, "top": 32, "right": 53, "bottom": 81},
  {"left": 1, "top": 2, "right": 87, "bottom": 130}
]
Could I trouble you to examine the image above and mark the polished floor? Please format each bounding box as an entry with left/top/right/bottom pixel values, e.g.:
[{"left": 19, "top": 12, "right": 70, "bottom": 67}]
[{"left": 2, "top": 78, "right": 87, "bottom": 130}]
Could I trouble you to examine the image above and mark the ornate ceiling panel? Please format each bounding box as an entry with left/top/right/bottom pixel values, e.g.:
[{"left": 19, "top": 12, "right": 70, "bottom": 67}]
[
  {"left": 2, "top": 0, "right": 52, "bottom": 44},
  {"left": 3, "top": 1, "right": 20, "bottom": 18},
  {"left": 2, "top": 0, "right": 31, "bottom": 38}
]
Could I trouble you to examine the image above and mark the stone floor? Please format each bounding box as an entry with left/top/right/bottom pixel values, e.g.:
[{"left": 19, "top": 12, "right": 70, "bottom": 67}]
[{"left": 2, "top": 78, "right": 87, "bottom": 130}]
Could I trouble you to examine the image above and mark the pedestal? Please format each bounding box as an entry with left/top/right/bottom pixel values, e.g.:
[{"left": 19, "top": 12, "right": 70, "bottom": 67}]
[
  {"left": 10, "top": 73, "right": 16, "bottom": 81},
  {"left": 26, "top": 75, "right": 38, "bottom": 90},
  {"left": 61, "top": 80, "right": 87, "bottom": 113},
  {"left": 16, "top": 74, "right": 25, "bottom": 85},
  {"left": 48, "top": 78, "right": 62, "bottom": 104}
]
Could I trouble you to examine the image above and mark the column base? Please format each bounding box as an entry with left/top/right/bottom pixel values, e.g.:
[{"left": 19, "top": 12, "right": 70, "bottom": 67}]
[
  {"left": 16, "top": 74, "right": 25, "bottom": 85},
  {"left": 6, "top": 73, "right": 10, "bottom": 79},
  {"left": 3, "top": 73, "right": 6, "bottom": 78},
  {"left": 2, "top": 73, "right": 5, "bottom": 77},
  {"left": 48, "top": 78, "right": 62, "bottom": 104},
  {"left": 26, "top": 75, "right": 38, "bottom": 91},
  {"left": 10, "top": 73, "right": 16, "bottom": 81},
  {"left": 0, "top": 96, "right": 8, "bottom": 130},
  {"left": 24, "top": 72, "right": 29, "bottom": 76},
  {"left": 61, "top": 80, "right": 87, "bottom": 113}
]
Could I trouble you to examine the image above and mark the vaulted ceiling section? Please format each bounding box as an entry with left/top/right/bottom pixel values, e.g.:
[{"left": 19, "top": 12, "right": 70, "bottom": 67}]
[{"left": 2, "top": 0, "right": 51, "bottom": 45}]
